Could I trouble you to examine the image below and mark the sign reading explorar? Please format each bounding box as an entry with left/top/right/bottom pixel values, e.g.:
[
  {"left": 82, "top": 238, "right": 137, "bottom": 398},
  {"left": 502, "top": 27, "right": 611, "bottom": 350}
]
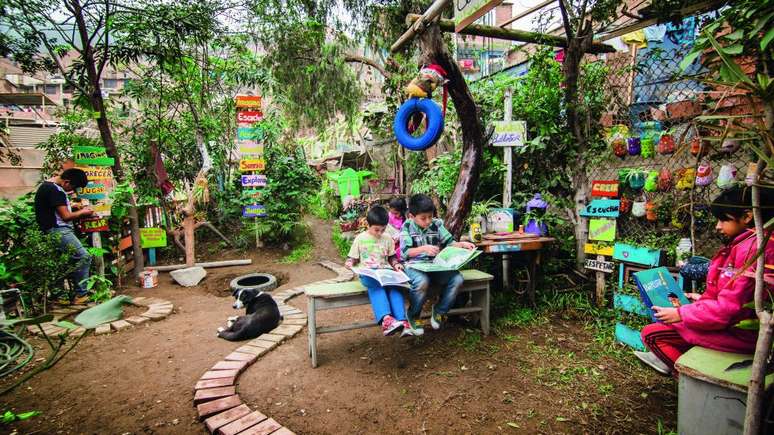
[{"left": 454, "top": 0, "right": 504, "bottom": 33}]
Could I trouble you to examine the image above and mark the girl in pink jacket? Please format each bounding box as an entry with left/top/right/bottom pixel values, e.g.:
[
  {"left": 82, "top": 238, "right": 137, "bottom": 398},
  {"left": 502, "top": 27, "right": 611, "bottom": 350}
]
[{"left": 636, "top": 186, "right": 774, "bottom": 376}]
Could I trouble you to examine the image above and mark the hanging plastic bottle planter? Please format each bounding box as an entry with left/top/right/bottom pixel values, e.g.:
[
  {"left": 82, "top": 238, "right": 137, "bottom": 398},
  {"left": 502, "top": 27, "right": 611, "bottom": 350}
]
[{"left": 524, "top": 194, "right": 548, "bottom": 236}]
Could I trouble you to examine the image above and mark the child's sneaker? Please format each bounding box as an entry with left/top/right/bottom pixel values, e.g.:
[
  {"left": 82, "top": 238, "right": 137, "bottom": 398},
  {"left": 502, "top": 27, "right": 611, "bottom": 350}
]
[
  {"left": 73, "top": 294, "right": 91, "bottom": 305},
  {"left": 633, "top": 351, "right": 670, "bottom": 375},
  {"left": 430, "top": 305, "right": 446, "bottom": 330},
  {"left": 400, "top": 320, "right": 424, "bottom": 337},
  {"left": 381, "top": 315, "right": 403, "bottom": 336},
  {"left": 407, "top": 313, "right": 423, "bottom": 331}
]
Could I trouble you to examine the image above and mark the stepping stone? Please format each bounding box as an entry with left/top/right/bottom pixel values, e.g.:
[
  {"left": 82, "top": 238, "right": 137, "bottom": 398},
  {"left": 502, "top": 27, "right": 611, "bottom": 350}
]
[
  {"left": 200, "top": 369, "right": 240, "bottom": 380},
  {"left": 140, "top": 311, "right": 167, "bottom": 321},
  {"left": 125, "top": 316, "right": 149, "bottom": 325},
  {"left": 211, "top": 360, "right": 250, "bottom": 372},
  {"left": 111, "top": 320, "right": 132, "bottom": 331},
  {"left": 224, "top": 352, "right": 258, "bottom": 364},
  {"left": 238, "top": 417, "right": 281, "bottom": 435},
  {"left": 194, "top": 386, "right": 236, "bottom": 404},
  {"left": 258, "top": 333, "right": 285, "bottom": 343},
  {"left": 284, "top": 313, "right": 307, "bottom": 320},
  {"left": 235, "top": 345, "right": 270, "bottom": 357},
  {"left": 69, "top": 327, "right": 87, "bottom": 337},
  {"left": 195, "top": 377, "right": 236, "bottom": 390},
  {"left": 205, "top": 404, "right": 252, "bottom": 433},
  {"left": 282, "top": 318, "right": 307, "bottom": 326},
  {"left": 130, "top": 296, "right": 149, "bottom": 306},
  {"left": 196, "top": 394, "right": 241, "bottom": 419},
  {"left": 271, "top": 325, "right": 303, "bottom": 336},
  {"left": 95, "top": 324, "right": 112, "bottom": 335},
  {"left": 247, "top": 339, "right": 277, "bottom": 349},
  {"left": 217, "top": 410, "right": 268, "bottom": 435},
  {"left": 139, "top": 297, "right": 165, "bottom": 306},
  {"left": 272, "top": 428, "right": 296, "bottom": 435}
]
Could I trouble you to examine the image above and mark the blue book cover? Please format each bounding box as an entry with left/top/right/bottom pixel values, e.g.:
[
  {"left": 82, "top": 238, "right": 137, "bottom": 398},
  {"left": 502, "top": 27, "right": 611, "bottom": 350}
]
[{"left": 633, "top": 267, "right": 690, "bottom": 322}]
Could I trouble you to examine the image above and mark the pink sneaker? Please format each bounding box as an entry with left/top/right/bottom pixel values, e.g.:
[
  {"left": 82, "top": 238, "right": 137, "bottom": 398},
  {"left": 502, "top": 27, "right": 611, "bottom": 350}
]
[{"left": 381, "top": 315, "right": 403, "bottom": 336}]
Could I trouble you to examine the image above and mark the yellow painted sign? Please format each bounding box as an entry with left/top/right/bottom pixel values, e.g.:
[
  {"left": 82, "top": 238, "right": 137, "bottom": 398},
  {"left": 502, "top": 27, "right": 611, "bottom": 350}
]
[
  {"left": 239, "top": 158, "right": 265, "bottom": 172},
  {"left": 92, "top": 203, "right": 112, "bottom": 217},
  {"left": 584, "top": 243, "right": 614, "bottom": 256},
  {"left": 76, "top": 166, "right": 113, "bottom": 180}
]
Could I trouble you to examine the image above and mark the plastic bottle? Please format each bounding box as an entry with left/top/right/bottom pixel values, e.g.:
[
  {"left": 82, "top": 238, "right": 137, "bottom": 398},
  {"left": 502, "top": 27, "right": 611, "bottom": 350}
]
[{"left": 675, "top": 238, "right": 692, "bottom": 267}]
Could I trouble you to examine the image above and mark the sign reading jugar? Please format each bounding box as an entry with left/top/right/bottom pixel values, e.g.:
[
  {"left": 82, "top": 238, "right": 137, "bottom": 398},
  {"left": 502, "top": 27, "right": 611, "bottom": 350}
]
[{"left": 77, "top": 182, "right": 107, "bottom": 200}]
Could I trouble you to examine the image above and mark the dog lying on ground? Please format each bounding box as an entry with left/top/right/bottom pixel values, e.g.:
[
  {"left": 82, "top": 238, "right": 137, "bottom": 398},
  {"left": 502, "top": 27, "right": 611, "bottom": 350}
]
[{"left": 217, "top": 288, "right": 282, "bottom": 341}]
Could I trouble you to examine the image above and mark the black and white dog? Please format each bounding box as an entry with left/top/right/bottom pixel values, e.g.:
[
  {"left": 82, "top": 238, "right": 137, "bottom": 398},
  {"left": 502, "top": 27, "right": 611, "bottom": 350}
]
[{"left": 217, "top": 288, "right": 282, "bottom": 341}]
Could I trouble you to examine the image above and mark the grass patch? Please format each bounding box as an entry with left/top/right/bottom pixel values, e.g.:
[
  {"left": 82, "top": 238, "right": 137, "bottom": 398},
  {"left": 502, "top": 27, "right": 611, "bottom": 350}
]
[
  {"left": 279, "top": 243, "right": 313, "bottom": 264},
  {"left": 331, "top": 226, "right": 352, "bottom": 260},
  {"left": 455, "top": 328, "right": 482, "bottom": 352}
]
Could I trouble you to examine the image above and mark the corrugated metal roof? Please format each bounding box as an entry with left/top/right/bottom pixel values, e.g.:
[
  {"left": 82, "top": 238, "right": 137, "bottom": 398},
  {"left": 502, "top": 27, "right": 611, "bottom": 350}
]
[{"left": 8, "top": 125, "right": 58, "bottom": 148}]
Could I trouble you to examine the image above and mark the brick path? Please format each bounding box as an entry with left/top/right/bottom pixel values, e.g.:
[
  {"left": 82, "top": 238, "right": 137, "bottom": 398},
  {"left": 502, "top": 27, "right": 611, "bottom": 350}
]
[{"left": 193, "top": 261, "right": 353, "bottom": 435}]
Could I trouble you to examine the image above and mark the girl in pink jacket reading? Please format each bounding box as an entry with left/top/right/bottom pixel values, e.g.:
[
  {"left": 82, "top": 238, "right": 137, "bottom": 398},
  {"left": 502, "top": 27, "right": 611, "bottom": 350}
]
[{"left": 636, "top": 186, "right": 774, "bottom": 376}]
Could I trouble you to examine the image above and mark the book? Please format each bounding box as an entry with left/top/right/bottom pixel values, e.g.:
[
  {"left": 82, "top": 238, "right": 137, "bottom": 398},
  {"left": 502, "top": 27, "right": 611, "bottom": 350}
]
[
  {"left": 633, "top": 267, "right": 690, "bottom": 322},
  {"left": 352, "top": 267, "right": 411, "bottom": 288},
  {"left": 408, "top": 246, "right": 482, "bottom": 273}
]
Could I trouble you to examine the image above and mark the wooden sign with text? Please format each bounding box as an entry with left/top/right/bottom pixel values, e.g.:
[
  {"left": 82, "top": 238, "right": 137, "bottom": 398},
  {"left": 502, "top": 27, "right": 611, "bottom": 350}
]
[
  {"left": 580, "top": 199, "right": 620, "bottom": 218},
  {"left": 236, "top": 110, "right": 263, "bottom": 123},
  {"left": 77, "top": 182, "right": 107, "bottom": 200},
  {"left": 585, "top": 258, "right": 615, "bottom": 273},
  {"left": 238, "top": 141, "right": 264, "bottom": 155},
  {"left": 80, "top": 217, "right": 109, "bottom": 233},
  {"left": 235, "top": 95, "right": 262, "bottom": 109},
  {"left": 589, "top": 218, "right": 617, "bottom": 242},
  {"left": 591, "top": 180, "right": 619, "bottom": 198},
  {"left": 139, "top": 227, "right": 167, "bottom": 248},
  {"left": 241, "top": 174, "right": 267, "bottom": 187},
  {"left": 76, "top": 166, "right": 113, "bottom": 180},
  {"left": 491, "top": 120, "right": 527, "bottom": 147},
  {"left": 242, "top": 204, "right": 267, "bottom": 218},
  {"left": 74, "top": 146, "right": 115, "bottom": 167},
  {"left": 239, "top": 158, "right": 266, "bottom": 172}
]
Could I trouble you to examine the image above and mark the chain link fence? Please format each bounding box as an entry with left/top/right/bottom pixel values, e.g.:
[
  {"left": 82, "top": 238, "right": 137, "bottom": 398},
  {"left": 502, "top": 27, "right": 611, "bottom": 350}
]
[{"left": 586, "top": 14, "right": 754, "bottom": 262}]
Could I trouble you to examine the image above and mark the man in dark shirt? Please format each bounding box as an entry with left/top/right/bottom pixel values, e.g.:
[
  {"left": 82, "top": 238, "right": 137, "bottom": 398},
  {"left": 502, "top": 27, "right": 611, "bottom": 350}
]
[{"left": 34, "top": 168, "right": 94, "bottom": 303}]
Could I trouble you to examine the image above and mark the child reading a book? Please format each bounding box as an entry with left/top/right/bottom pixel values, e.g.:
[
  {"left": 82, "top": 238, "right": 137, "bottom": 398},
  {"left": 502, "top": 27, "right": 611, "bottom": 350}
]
[
  {"left": 636, "top": 186, "right": 774, "bottom": 376},
  {"left": 345, "top": 205, "right": 421, "bottom": 337},
  {"left": 400, "top": 194, "right": 477, "bottom": 331}
]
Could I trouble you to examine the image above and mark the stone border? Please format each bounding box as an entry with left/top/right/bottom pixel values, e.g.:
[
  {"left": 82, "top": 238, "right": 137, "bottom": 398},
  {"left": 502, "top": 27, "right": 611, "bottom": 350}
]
[
  {"left": 27, "top": 297, "right": 175, "bottom": 337},
  {"left": 193, "top": 260, "right": 353, "bottom": 435}
]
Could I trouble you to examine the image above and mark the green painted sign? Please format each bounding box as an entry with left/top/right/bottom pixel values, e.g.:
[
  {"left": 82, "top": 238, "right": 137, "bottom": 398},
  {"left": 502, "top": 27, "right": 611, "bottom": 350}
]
[
  {"left": 139, "top": 227, "right": 167, "bottom": 248},
  {"left": 74, "top": 146, "right": 115, "bottom": 167}
]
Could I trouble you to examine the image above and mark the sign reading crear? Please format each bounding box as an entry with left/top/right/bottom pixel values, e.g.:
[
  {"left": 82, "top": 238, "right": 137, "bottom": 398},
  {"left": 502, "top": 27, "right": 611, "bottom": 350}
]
[
  {"left": 140, "top": 227, "right": 167, "bottom": 248},
  {"left": 591, "top": 180, "right": 619, "bottom": 198},
  {"left": 74, "top": 146, "right": 115, "bottom": 167},
  {"left": 492, "top": 120, "right": 527, "bottom": 147}
]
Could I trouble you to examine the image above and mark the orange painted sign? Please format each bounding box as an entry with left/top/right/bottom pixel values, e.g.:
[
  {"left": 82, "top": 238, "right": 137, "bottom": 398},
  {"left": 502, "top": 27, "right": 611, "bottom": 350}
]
[
  {"left": 591, "top": 180, "right": 619, "bottom": 197},
  {"left": 239, "top": 158, "right": 265, "bottom": 172},
  {"left": 235, "top": 95, "right": 262, "bottom": 109}
]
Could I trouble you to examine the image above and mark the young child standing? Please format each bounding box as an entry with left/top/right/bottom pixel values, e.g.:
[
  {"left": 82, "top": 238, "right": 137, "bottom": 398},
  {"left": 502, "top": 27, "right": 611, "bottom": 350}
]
[
  {"left": 400, "top": 194, "right": 477, "bottom": 331},
  {"left": 345, "top": 205, "right": 421, "bottom": 337},
  {"left": 636, "top": 186, "right": 774, "bottom": 376},
  {"left": 385, "top": 197, "right": 407, "bottom": 261}
]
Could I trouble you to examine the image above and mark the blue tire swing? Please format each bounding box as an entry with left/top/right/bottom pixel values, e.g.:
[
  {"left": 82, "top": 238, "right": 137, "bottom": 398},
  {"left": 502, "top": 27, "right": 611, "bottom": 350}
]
[{"left": 393, "top": 97, "right": 444, "bottom": 151}]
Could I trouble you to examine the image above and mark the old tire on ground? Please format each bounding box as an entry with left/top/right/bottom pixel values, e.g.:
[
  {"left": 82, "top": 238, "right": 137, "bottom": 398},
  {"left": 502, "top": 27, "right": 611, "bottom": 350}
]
[{"left": 229, "top": 273, "right": 277, "bottom": 293}]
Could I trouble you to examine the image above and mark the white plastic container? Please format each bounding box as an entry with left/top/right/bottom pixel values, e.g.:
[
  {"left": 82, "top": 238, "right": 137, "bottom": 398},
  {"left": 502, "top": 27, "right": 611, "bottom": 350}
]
[{"left": 675, "top": 238, "right": 692, "bottom": 267}]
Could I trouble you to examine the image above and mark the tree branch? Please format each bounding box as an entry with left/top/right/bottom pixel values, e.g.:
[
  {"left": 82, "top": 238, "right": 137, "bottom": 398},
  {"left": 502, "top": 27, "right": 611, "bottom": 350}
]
[
  {"left": 558, "top": 0, "right": 574, "bottom": 40},
  {"left": 344, "top": 53, "right": 391, "bottom": 79}
]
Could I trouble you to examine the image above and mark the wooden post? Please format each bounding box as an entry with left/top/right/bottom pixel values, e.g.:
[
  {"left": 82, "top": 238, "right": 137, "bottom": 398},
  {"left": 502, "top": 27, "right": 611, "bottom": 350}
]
[
  {"left": 595, "top": 254, "right": 606, "bottom": 307},
  {"left": 91, "top": 232, "right": 105, "bottom": 276},
  {"left": 502, "top": 88, "right": 513, "bottom": 291}
]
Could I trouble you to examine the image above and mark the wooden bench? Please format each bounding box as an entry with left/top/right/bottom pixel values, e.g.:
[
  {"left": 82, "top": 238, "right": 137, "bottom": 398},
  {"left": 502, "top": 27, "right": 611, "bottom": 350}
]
[
  {"left": 675, "top": 346, "right": 774, "bottom": 435},
  {"left": 303, "top": 269, "right": 494, "bottom": 368}
]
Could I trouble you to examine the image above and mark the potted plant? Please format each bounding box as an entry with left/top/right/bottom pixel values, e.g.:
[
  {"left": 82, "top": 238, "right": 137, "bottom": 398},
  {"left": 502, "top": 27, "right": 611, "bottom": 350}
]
[{"left": 467, "top": 198, "right": 500, "bottom": 241}]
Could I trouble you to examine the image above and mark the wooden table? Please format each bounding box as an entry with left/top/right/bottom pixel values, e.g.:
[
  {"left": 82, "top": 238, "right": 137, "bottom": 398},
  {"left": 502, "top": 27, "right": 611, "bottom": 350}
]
[{"left": 473, "top": 235, "right": 555, "bottom": 306}]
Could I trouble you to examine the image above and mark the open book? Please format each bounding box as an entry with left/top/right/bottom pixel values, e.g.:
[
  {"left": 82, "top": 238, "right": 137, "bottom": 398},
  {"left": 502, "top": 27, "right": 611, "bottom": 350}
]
[
  {"left": 352, "top": 267, "right": 411, "bottom": 288},
  {"left": 633, "top": 267, "right": 690, "bottom": 322},
  {"left": 408, "top": 246, "right": 482, "bottom": 272}
]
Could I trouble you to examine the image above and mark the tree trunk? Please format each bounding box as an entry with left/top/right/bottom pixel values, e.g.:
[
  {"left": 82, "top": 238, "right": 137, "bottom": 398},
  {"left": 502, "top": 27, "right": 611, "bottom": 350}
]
[
  {"left": 742, "top": 98, "right": 774, "bottom": 435},
  {"left": 72, "top": 0, "right": 144, "bottom": 275},
  {"left": 417, "top": 24, "right": 485, "bottom": 238}
]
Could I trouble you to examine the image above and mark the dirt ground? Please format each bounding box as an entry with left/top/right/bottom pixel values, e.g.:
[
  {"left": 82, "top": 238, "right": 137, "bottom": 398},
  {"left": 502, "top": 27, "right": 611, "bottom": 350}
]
[{"left": 0, "top": 218, "right": 677, "bottom": 434}]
